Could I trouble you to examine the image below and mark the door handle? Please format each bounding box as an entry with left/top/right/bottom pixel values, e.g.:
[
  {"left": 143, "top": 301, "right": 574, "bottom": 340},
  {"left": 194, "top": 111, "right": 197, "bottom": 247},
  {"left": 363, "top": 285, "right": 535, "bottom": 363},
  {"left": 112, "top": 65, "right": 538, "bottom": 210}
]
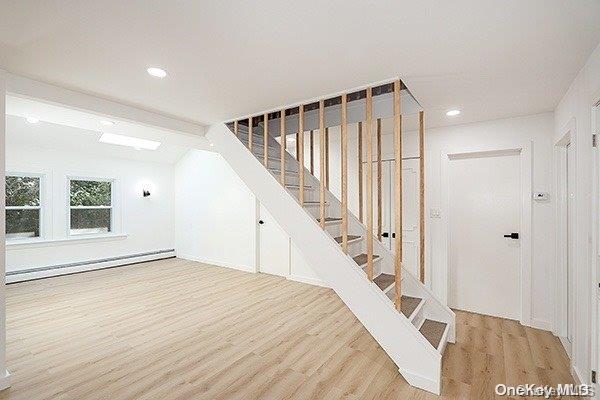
[
  {"left": 382, "top": 232, "right": 389, "bottom": 238},
  {"left": 258, "top": 220, "right": 265, "bottom": 225},
  {"left": 392, "top": 233, "right": 396, "bottom": 238},
  {"left": 503, "top": 232, "right": 519, "bottom": 239}
]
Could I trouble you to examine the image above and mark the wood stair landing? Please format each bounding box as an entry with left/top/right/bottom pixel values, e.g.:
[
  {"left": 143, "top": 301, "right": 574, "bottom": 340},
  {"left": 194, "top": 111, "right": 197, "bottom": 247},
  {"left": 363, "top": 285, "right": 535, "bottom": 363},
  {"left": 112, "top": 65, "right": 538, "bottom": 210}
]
[{"left": 419, "top": 319, "right": 447, "bottom": 349}]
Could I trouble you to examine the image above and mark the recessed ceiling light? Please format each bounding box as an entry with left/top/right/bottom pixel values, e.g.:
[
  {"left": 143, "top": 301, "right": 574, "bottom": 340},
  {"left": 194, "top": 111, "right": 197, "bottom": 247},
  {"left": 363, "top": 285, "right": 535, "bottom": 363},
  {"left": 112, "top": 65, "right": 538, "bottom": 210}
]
[
  {"left": 147, "top": 67, "right": 167, "bottom": 78},
  {"left": 100, "top": 120, "right": 115, "bottom": 126},
  {"left": 25, "top": 116, "right": 40, "bottom": 124},
  {"left": 99, "top": 133, "right": 161, "bottom": 150},
  {"left": 446, "top": 109, "right": 461, "bottom": 117}
]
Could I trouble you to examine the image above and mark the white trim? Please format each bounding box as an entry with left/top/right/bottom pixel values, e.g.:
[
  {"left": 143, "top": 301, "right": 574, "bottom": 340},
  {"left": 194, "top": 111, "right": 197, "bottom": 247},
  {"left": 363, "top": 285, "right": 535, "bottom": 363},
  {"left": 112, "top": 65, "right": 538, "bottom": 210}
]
[
  {"left": 287, "top": 274, "right": 329, "bottom": 288},
  {"left": 397, "top": 367, "right": 441, "bottom": 395},
  {"left": 441, "top": 144, "right": 534, "bottom": 326},
  {"left": 176, "top": 254, "right": 255, "bottom": 273},
  {"left": 6, "top": 233, "right": 128, "bottom": 249}
]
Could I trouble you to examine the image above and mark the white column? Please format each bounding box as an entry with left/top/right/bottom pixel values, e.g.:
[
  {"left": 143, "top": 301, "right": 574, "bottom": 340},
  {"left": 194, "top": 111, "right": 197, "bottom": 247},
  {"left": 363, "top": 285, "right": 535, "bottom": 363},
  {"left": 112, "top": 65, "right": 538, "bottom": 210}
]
[{"left": 0, "top": 70, "right": 11, "bottom": 390}]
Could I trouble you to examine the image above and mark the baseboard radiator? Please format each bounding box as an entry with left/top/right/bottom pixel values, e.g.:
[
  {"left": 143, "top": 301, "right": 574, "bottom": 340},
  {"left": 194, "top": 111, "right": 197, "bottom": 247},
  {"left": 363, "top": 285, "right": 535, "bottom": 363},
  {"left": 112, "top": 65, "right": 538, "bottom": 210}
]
[{"left": 6, "top": 249, "right": 176, "bottom": 283}]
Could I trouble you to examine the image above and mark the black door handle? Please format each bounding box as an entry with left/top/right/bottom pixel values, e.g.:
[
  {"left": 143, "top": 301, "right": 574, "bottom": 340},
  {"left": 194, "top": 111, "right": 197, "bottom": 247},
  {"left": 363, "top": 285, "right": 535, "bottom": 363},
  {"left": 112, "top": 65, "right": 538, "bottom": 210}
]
[
  {"left": 503, "top": 232, "right": 519, "bottom": 239},
  {"left": 382, "top": 232, "right": 389, "bottom": 238},
  {"left": 258, "top": 220, "right": 265, "bottom": 225},
  {"left": 392, "top": 233, "right": 396, "bottom": 238}
]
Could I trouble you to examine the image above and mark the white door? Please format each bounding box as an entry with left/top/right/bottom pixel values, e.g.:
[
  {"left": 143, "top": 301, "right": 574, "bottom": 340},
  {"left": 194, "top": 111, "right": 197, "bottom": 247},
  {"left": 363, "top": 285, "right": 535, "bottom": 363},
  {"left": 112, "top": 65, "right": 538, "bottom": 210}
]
[
  {"left": 566, "top": 143, "right": 576, "bottom": 347},
  {"left": 449, "top": 152, "right": 521, "bottom": 320},
  {"left": 258, "top": 204, "right": 290, "bottom": 277}
]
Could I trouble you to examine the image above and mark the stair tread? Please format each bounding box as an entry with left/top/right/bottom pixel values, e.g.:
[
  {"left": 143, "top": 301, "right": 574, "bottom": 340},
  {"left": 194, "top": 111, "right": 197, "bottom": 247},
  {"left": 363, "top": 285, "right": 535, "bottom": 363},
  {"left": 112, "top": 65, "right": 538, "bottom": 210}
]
[
  {"left": 317, "top": 217, "right": 342, "bottom": 222},
  {"left": 352, "top": 253, "right": 380, "bottom": 266},
  {"left": 419, "top": 319, "right": 447, "bottom": 349},
  {"left": 304, "top": 201, "right": 329, "bottom": 205},
  {"left": 385, "top": 292, "right": 423, "bottom": 318},
  {"left": 373, "top": 273, "right": 395, "bottom": 290},
  {"left": 333, "top": 235, "right": 361, "bottom": 243}
]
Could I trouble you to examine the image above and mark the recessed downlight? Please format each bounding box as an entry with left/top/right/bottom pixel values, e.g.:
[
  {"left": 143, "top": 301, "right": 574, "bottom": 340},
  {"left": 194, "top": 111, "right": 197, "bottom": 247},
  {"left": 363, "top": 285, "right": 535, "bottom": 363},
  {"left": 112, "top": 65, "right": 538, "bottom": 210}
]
[
  {"left": 100, "top": 120, "right": 115, "bottom": 126},
  {"left": 25, "top": 116, "right": 40, "bottom": 124},
  {"left": 446, "top": 109, "right": 461, "bottom": 117},
  {"left": 147, "top": 67, "right": 167, "bottom": 78}
]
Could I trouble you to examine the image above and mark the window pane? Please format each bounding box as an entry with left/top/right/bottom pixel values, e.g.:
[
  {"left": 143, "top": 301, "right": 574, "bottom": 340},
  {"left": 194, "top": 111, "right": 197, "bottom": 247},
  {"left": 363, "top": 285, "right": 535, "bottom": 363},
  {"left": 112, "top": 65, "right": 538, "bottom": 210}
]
[
  {"left": 6, "top": 209, "right": 40, "bottom": 239},
  {"left": 70, "top": 208, "right": 111, "bottom": 235},
  {"left": 70, "top": 180, "right": 111, "bottom": 206},
  {"left": 6, "top": 176, "right": 40, "bottom": 207}
]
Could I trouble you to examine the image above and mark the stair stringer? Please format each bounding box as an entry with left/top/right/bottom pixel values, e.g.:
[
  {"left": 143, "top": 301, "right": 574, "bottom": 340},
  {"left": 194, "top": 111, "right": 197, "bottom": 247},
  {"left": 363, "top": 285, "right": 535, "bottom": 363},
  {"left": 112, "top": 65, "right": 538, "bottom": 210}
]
[{"left": 207, "top": 123, "right": 443, "bottom": 394}]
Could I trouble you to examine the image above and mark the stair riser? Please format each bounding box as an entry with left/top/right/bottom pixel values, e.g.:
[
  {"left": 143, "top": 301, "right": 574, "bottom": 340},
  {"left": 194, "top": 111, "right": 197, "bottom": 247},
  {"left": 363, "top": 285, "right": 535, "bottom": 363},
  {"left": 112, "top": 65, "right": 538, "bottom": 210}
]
[{"left": 303, "top": 204, "right": 331, "bottom": 219}]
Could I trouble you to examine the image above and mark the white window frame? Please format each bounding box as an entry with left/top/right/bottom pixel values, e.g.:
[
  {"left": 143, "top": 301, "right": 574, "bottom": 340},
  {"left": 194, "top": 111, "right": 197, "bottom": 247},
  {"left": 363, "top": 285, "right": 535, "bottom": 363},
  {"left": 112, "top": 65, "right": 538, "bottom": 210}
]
[
  {"left": 5, "top": 172, "right": 44, "bottom": 242},
  {"left": 67, "top": 176, "right": 115, "bottom": 237}
]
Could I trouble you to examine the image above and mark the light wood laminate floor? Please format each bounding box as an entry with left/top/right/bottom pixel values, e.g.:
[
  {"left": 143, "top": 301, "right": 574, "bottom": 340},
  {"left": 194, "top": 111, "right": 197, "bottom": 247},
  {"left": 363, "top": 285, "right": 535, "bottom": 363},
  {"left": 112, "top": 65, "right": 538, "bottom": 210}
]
[{"left": 2, "top": 258, "right": 574, "bottom": 399}]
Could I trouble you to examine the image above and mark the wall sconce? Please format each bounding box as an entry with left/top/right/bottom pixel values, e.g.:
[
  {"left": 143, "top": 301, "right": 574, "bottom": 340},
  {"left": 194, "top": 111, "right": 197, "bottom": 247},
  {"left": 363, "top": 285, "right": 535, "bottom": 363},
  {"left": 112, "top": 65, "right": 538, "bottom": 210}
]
[
  {"left": 138, "top": 181, "right": 155, "bottom": 198},
  {"left": 143, "top": 189, "right": 151, "bottom": 197}
]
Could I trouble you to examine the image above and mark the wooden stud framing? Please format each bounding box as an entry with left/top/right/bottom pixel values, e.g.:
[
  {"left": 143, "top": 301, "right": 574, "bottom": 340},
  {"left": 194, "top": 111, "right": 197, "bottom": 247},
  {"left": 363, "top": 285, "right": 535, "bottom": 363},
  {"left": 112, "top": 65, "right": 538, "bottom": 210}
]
[
  {"left": 366, "top": 88, "right": 374, "bottom": 281},
  {"left": 325, "top": 127, "right": 330, "bottom": 189},
  {"left": 319, "top": 100, "right": 326, "bottom": 229},
  {"left": 280, "top": 110, "right": 286, "bottom": 185},
  {"left": 393, "top": 80, "right": 403, "bottom": 310},
  {"left": 296, "top": 131, "right": 299, "bottom": 159},
  {"left": 248, "top": 117, "right": 253, "bottom": 152},
  {"left": 310, "top": 130, "right": 315, "bottom": 174},
  {"left": 298, "top": 106, "right": 305, "bottom": 205},
  {"left": 377, "top": 118, "right": 382, "bottom": 241},
  {"left": 341, "top": 94, "right": 349, "bottom": 253},
  {"left": 419, "top": 110, "right": 425, "bottom": 284},
  {"left": 264, "top": 113, "right": 269, "bottom": 166},
  {"left": 234, "top": 120, "right": 238, "bottom": 137},
  {"left": 358, "top": 122, "right": 364, "bottom": 223}
]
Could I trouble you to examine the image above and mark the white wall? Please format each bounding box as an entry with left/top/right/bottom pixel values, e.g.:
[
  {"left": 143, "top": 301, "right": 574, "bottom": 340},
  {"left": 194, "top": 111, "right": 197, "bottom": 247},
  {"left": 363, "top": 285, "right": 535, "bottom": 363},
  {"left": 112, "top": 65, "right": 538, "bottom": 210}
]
[
  {"left": 5, "top": 144, "right": 175, "bottom": 274},
  {"left": 0, "top": 73, "right": 10, "bottom": 389},
  {"left": 554, "top": 42, "right": 600, "bottom": 385},
  {"left": 174, "top": 149, "right": 323, "bottom": 284},
  {"left": 320, "top": 113, "right": 556, "bottom": 330}
]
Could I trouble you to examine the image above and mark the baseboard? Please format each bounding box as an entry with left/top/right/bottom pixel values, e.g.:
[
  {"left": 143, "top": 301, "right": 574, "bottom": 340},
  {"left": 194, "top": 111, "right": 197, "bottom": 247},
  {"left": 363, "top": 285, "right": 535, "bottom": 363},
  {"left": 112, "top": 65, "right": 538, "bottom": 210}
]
[
  {"left": 177, "top": 254, "right": 255, "bottom": 273},
  {"left": 0, "top": 370, "right": 10, "bottom": 391},
  {"left": 529, "top": 318, "right": 553, "bottom": 332},
  {"left": 6, "top": 250, "right": 176, "bottom": 283},
  {"left": 287, "top": 274, "right": 330, "bottom": 288},
  {"left": 572, "top": 365, "right": 585, "bottom": 385}
]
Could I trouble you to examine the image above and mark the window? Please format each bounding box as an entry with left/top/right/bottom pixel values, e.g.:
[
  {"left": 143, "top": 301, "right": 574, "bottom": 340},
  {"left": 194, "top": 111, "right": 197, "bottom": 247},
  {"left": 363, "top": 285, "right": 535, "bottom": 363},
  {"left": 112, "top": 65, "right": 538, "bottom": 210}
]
[
  {"left": 6, "top": 175, "right": 42, "bottom": 240},
  {"left": 69, "top": 179, "right": 113, "bottom": 235}
]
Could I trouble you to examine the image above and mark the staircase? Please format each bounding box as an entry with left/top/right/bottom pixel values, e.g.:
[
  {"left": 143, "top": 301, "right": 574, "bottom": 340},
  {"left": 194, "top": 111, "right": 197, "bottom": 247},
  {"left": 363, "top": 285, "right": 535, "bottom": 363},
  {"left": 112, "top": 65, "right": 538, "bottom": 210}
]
[{"left": 207, "top": 82, "right": 455, "bottom": 395}]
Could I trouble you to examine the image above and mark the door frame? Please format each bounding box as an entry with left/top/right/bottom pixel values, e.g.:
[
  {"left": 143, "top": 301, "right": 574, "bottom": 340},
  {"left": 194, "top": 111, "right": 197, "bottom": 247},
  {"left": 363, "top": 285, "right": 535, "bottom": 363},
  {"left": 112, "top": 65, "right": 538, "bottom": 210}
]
[
  {"left": 591, "top": 97, "right": 599, "bottom": 396},
  {"left": 554, "top": 122, "right": 575, "bottom": 354},
  {"left": 440, "top": 142, "right": 533, "bottom": 326}
]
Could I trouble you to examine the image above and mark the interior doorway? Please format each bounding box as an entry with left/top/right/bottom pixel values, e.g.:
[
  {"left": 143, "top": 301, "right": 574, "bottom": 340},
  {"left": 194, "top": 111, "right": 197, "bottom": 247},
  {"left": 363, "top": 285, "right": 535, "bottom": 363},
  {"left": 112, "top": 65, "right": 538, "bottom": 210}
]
[
  {"left": 257, "top": 203, "right": 290, "bottom": 277},
  {"left": 363, "top": 158, "right": 421, "bottom": 278},
  {"left": 565, "top": 142, "right": 576, "bottom": 354},
  {"left": 448, "top": 150, "right": 521, "bottom": 320}
]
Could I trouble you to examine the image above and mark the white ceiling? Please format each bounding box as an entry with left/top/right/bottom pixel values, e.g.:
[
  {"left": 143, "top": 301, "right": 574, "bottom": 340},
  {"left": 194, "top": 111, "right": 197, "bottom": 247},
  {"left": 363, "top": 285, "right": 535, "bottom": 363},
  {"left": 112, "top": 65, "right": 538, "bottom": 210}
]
[
  {"left": 5, "top": 96, "right": 208, "bottom": 164},
  {"left": 1, "top": 1, "right": 599, "bottom": 129}
]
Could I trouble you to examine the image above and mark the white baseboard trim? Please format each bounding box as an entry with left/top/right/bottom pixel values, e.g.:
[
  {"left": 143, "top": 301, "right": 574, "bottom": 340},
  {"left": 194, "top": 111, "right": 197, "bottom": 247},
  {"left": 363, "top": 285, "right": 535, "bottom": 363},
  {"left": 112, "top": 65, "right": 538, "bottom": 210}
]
[
  {"left": 398, "top": 367, "right": 440, "bottom": 395},
  {"left": 6, "top": 250, "right": 175, "bottom": 283},
  {"left": 287, "top": 274, "right": 329, "bottom": 288},
  {"left": 177, "top": 254, "right": 255, "bottom": 273},
  {"left": 0, "top": 370, "right": 11, "bottom": 391},
  {"left": 529, "top": 318, "right": 553, "bottom": 332}
]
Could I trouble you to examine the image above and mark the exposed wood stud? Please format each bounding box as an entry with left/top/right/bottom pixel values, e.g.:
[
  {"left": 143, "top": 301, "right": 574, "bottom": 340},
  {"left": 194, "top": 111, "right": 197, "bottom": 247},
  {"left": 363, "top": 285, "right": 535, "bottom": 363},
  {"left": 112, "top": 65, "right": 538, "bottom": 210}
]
[
  {"left": 393, "top": 80, "right": 403, "bottom": 310},
  {"left": 319, "top": 100, "right": 326, "bottom": 229},
  {"left": 366, "top": 88, "right": 374, "bottom": 281},
  {"left": 234, "top": 120, "right": 238, "bottom": 137},
  {"left": 280, "top": 110, "right": 286, "bottom": 185},
  {"left": 341, "top": 94, "right": 349, "bottom": 253},
  {"left": 325, "top": 127, "right": 330, "bottom": 189},
  {"left": 264, "top": 113, "right": 269, "bottom": 166},
  {"left": 310, "top": 130, "right": 314, "bottom": 174},
  {"left": 377, "top": 118, "right": 382, "bottom": 241},
  {"left": 419, "top": 110, "right": 425, "bottom": 284},
  {"left": 248, "top": 117, "right": 253, "bottom": 152},
  {"left": 299, "top": 106, "right": 305, "bottom": 205},
  {"left": 358, "top": 121, "right": 364, "bottom": 223}
]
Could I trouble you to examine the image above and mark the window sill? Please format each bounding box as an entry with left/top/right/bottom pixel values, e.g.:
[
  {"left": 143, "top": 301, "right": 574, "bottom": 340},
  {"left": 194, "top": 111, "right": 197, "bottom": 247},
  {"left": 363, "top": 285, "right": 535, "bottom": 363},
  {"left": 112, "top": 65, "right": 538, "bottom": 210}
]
[{"left": 6, "top": 233, "right": 128, "bottom": 249}]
